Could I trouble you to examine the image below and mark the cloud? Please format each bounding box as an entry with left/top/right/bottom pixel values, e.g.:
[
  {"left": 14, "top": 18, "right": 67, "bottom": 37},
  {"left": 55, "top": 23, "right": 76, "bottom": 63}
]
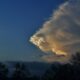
[{"left": 30, "top": 0, "right": 80, "bottom": 62}]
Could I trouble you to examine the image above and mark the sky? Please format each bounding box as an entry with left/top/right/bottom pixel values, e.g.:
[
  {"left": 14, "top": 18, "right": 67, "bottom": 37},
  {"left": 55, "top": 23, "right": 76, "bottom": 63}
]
[{"left": 0, "top": 0, "right": 66, "bottom": 61}]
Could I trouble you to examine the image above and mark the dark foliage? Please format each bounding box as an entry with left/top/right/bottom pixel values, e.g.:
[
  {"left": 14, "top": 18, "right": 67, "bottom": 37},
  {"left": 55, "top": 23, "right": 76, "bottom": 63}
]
[
  {"left": 0, "top": 62, "right": 40, "bottom": 80},
  {"left": 42, "top": 52, "right": 80, "bottom": 80},
  {"left": 11, "top": 63, "right": 30, "bottom": 80},
  {"left": 42, "top": 63, "right": 61, "bottom": 80},
  {"left": 70, "top": 52, "right": 80, "bottom": 64},
  {"left": 0, "top": 63, "right": 8, "bottom": 80},
  {"left": 0, "top": 52, "right": 80, "bottom": 80}
]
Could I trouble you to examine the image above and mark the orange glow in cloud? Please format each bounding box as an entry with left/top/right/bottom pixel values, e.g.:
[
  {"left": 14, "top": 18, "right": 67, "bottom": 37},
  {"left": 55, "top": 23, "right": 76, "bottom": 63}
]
[{"left": 30, "top": 0, "right": 80, "bottom": 62}]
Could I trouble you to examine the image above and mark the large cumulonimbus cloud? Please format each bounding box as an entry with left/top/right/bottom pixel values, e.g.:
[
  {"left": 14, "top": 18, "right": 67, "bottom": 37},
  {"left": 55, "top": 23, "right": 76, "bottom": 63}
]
[{"left": 30, "top": 0, "right": 80, "bottom": 62}]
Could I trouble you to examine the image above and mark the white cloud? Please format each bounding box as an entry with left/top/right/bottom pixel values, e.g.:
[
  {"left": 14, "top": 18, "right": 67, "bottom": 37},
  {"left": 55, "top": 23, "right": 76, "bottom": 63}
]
[{"left": 30, "top": 0, "right": 80, "bottom": 62}]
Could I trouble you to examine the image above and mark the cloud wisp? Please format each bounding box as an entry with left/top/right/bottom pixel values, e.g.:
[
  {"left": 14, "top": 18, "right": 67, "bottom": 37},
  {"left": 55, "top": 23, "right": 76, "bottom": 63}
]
[{"left": 30, "top": 0, "right": 80, "bottom": 62}]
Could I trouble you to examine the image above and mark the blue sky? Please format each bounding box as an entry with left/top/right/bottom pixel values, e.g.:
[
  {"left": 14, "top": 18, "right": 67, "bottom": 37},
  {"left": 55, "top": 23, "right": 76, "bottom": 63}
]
[{"left": 0, "top": 0, "right": 66, "bottom": 61}]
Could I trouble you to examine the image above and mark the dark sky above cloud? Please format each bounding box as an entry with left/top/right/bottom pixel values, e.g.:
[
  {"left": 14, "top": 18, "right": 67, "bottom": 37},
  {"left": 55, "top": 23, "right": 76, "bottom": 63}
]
[{"left": 0, "top": 0, "right": 65, "bottom": 61}]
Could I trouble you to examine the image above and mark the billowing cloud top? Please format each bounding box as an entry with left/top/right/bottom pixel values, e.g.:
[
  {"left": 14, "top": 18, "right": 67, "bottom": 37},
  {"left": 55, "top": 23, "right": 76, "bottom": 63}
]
[{"left": 30, "top": 0, "right": 80, "bottom": 62}]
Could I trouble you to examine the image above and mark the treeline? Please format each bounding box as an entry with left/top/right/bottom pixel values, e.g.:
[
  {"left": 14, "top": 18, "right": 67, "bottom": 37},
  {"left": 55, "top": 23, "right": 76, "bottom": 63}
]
[
  {"left": 0, "top": 52, "right": 80, "bottom": 80},
  {"left": 42, "top": 52, "right": 80, "bottom": 80},
  {"left": 0, "top": 62, "right": 39, "bottom": 80}
]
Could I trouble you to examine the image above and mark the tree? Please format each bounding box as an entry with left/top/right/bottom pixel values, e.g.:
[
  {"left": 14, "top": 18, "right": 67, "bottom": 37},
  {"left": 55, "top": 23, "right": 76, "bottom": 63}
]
[
  {"left": 70, "top": 52, "right": 80, "bottom": 64},
  {"left": 12, "top": 63, "right": 31, "bottom": 80},
  {"left": 0, "top": 63, "right": 9, "bottom": 80},
  {"left": 70, "top": 52, "right": 80, "bottom": 80},
  {"left": 53, "top": 64, "right": 75, "bottom": 80},
  {"left": 42, "top": 62, "right": 61, "bottom": 80}
]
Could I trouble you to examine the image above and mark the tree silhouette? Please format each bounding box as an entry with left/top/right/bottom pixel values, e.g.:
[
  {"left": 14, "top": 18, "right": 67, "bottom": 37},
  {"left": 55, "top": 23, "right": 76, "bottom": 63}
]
[
  {"left": 71, "top": 52, "right": 80, "bottom": 64},
  {"left": 42, "top": 63, "right": 61, "bottom": 80},
  {"left": 12, "top": 63, "right": 31, "bottom": 80},
  {"left": 0, "top": 63, "right": 9, "bottom": 80},
  {"left": 70, "top": 52, "right": 80, "bottom": 80},
  {"left": 53, "top": 64, "right": 75, "bottom": 80}
]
